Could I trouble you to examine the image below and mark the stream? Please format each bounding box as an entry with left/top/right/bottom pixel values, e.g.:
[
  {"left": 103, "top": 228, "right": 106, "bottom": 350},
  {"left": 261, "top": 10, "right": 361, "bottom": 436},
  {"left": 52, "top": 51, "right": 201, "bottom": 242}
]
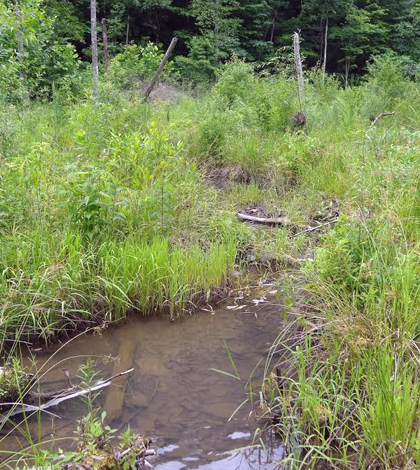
[{"left": 2, "top": 284, "right": 285, "bottom": 469}]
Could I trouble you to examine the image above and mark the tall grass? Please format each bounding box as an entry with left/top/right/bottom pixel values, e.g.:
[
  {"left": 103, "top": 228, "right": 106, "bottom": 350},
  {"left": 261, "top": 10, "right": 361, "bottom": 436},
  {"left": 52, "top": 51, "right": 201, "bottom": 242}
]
[{"left": 3, "top": 54, "right": 420, "bottom": 467}]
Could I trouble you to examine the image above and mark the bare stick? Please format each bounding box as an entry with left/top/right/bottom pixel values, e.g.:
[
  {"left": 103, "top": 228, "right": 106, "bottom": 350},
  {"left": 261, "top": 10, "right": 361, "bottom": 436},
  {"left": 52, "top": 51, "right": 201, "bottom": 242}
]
[
  {"left": 293, "top": 32, "right": 304, "bottom": 109},
  {"left": 363, "top": 111, "right": 396, "bottom": 167},
  {"left": 144, "top": 37, "right": 178, "bottom": 102},
  {"left": 101, "top": 18, "right": 110, "bottom": 78},
  {"left": 288, "top": 220, "right": 336, "bottom": 239},
  {"left": 361, "top": 111, "right": 396, "bottom": 209}
]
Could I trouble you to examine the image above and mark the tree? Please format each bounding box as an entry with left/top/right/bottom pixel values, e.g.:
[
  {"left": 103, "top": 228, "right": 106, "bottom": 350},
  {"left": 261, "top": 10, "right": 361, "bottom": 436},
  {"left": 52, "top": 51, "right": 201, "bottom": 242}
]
[
  {"left": 90, "top": 0, "right": 99, "bottom": 97},
  {"left": 0, "top": 0, "right": 79, "bottom": 103},
  {"left": 300, "top": 0, "right": 351, "bottom": 77},
  {"left": 331, "top": 2, "right": 389, "bottom": 86}
]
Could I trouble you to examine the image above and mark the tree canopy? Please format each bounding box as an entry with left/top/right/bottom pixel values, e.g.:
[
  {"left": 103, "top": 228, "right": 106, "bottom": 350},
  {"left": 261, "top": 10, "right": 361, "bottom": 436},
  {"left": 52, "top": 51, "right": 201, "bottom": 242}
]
[{"left": 1, "top": 0, "right": 420, "bottom": 100}]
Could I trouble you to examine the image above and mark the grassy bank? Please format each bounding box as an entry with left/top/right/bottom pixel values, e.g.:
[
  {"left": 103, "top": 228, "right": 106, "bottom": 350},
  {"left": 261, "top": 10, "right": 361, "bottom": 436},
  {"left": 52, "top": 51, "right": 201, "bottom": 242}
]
[
  {"left": 2, "top": 55, "right": 420, "bottom": 467},
  {"left": 254, "top": 62, "right": 420, "bottom": 467}
]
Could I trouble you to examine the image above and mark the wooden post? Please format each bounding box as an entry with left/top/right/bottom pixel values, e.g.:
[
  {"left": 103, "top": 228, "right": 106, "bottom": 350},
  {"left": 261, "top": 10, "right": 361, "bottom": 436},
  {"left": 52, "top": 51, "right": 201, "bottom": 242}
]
[
  {"left": 90, "top": 0, "right": 99, "bottom": 98},
  {"left": 101, "top": 18, "right": 110, "bottom": 78},
  {"left": 293, "top": 32, "right": 304, "bottom": 109},
  {"left": 144, "top": 37, "right": 178, "bottom": 102}
]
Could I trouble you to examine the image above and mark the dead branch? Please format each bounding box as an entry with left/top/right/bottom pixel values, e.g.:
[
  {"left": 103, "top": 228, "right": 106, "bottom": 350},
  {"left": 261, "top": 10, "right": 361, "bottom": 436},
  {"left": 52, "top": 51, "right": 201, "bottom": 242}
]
[
  {"left": 0, "top": 368, "right": 134, "bottom": 424},
  {"left": 288, "top": 219, "right": 337, "bottom": 239},
  {"left": 237, "top": 212, "right": 290, "bottom": 226},
  {"left": 370, "top": 111, "right": 396, "bottom": 129}
]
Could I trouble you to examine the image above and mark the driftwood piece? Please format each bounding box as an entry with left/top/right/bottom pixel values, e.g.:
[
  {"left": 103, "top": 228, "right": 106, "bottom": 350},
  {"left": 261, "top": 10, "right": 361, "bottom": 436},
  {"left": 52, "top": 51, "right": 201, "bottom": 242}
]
[
  {"left": 238, "top": 212, "right": 290, "bottom": 226},
  {"left": 144, "top": 37, "right": 178, "bottom": 101},
  {"left": 0, "top": 369, "right": 134, "bottom": 424}
]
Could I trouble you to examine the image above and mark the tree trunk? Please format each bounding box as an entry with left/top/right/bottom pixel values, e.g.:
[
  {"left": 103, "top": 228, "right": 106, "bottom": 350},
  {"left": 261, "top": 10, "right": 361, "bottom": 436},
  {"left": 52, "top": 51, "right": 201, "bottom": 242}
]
[
  {"left": 90, "top": 0, "right": 99, "bottom": 98},
  {"left": 144, "top": 37, "right": 178, "bottom": 101},
  {"left": 345, "top": 58, "right": 350, "bottom": 89},
  {"left": 14, "top": 1, "right": 29, "bottom": 100},
  {"left": 126, "top": 17, "right": 130, "bottom": 45},
  {"left": 293, "top": 32, "right": 304, "bottom": 108},
  {"left": 101, "top": 18, "right": 110, "bottom": 77},
  {"left": 270, "top": 20, "right": 275, "bottom": 43},
  {"left": 322, "top": 17, "right": 328, "bottom": 84},
  {"left": 15, "top": 4, "right": 24, "bottom": 66},
  {"left": 214, "top": 0, "right": 220, "bottom": 59}
]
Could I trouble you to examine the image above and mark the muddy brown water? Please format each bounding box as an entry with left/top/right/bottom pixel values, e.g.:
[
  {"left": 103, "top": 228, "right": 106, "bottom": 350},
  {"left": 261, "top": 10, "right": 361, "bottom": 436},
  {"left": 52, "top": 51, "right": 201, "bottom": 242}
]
[{"left": 2, "top": 287, "right": 285, "bottom": 469}]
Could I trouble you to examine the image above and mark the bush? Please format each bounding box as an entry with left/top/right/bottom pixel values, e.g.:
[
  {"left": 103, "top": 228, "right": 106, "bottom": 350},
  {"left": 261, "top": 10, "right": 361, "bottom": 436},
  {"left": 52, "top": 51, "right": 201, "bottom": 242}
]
[
  {"left": 110, "top": 43, "right": 174, "bottom": 90},
  {"left": 0, "top": 1, "right": 81, "bottom": 103}
]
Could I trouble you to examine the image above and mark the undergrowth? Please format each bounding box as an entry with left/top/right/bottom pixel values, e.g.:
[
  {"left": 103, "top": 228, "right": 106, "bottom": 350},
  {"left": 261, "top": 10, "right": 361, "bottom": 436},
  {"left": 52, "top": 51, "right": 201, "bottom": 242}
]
[{"left": 2, "top": 55, "right": 420, "bottom": 468}]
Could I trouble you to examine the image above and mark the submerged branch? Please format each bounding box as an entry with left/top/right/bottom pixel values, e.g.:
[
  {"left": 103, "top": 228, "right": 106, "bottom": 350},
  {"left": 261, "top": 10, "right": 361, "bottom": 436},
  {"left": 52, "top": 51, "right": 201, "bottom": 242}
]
[{"left": 0, "top": 368, "right": 134, "bottom": 423}]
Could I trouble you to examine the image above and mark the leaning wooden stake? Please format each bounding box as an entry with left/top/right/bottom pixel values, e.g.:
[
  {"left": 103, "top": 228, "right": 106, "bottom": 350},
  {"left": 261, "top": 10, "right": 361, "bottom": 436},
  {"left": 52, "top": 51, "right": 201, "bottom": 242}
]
[
  {"left": 144, "top": 37, "right": 178, "bottom": 102},
  {"left": 293, "top": 32, "right": 304, "bottom": 109},
  {"left": 101, "top": 18, "right": 110, "bottom": 78}
]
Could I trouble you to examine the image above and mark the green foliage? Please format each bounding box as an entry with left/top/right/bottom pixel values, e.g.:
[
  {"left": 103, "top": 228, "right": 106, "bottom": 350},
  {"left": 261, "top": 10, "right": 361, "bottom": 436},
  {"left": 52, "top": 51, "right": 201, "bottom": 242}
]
[
  {"left": 4, "top": 50, "right": 420, "bottom": 469},
  {"left": 0, "top": 0, "right": 81, "bottom": 103},
  {"left": 175, "top": 36, "right": 218, "bottom": 83},
  {"left": 0, "top": 358, "right": 30, "bottom": 402},
  {"left": 110, "top": 43, "right": 174, "bottom": 89}
]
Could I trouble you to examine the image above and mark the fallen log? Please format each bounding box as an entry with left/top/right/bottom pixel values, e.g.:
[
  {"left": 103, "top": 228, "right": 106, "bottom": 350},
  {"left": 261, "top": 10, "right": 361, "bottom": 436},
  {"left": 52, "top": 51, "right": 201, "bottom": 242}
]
[{"left": 237, "top": 212, "right": 290, "bottom": 225}]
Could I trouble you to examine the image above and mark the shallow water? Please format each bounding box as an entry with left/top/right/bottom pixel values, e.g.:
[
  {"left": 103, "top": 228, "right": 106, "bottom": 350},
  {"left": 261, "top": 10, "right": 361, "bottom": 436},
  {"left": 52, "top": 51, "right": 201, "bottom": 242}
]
[{"left": 2, "top": 286, "right": 284, "bottom": 469}]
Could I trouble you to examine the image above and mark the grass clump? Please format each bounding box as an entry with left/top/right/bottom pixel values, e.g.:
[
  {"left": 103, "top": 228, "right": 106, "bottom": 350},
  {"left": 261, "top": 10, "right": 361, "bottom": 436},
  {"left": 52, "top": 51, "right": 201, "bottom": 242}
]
[{"left": 264, "top": 214, "right": 420, "bottom": 469}]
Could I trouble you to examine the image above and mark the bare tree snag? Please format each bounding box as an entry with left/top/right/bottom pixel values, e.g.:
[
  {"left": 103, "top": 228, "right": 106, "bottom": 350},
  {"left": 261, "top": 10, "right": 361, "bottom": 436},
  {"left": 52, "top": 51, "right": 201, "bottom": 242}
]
[
  {"left": 90, "top": 0, "right": 99, "bottom": 98},
  {"left": 345, "top": 58, "right": 350, "bottom": 89},
  {"left": 15, "top": 3, "right": 24, "bottom": 67},
  {"left": 322, "top": 17, "right": 328, "bottom": 84},
  {"left": 101, "top": 18, "right": 110, "bottom": 78},
  {"left": 293, "top": 32, "right": 304, "bottom": 109},
  {"left": 144, "top": 37, "right": 178, "bottom": 102}
]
